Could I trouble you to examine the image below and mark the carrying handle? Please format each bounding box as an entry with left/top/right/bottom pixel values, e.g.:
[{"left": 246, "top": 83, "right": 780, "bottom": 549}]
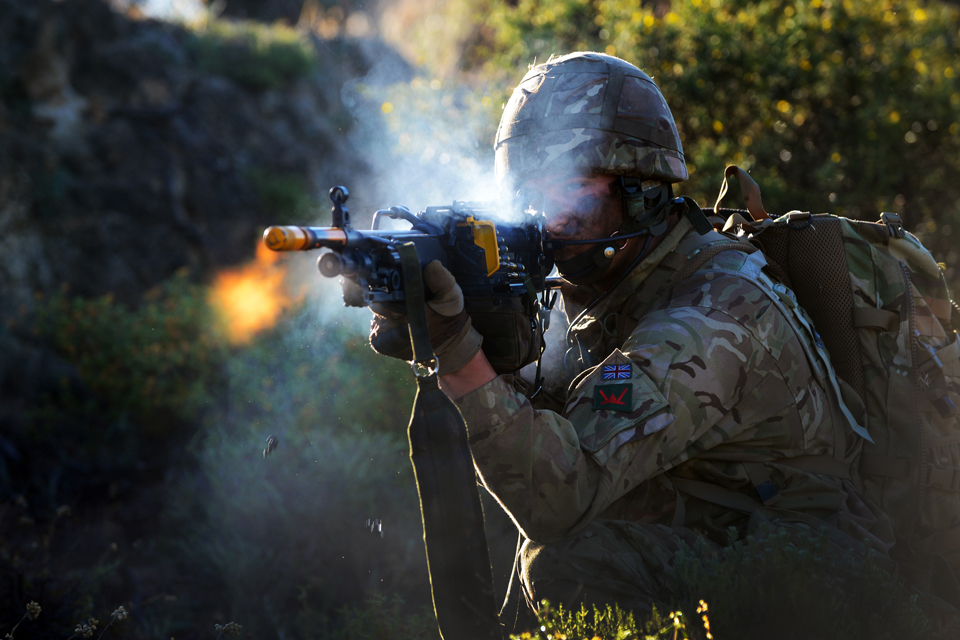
[{"left": 714, "top": 165, "right": 771, "bottom": 222}]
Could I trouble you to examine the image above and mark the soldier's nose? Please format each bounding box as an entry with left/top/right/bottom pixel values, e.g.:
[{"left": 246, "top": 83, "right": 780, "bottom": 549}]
[{"left": 545, "top": 212, "right": 580, "bottom": 238}]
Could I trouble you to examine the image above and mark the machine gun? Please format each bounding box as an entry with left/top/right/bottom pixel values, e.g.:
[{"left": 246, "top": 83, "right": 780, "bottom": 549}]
[{"left": 263, "top": 186, "right": 560, "bottom": 374}]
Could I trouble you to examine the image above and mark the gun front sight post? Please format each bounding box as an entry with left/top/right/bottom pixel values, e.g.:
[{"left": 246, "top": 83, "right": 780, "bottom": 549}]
[{"left": 330, "top": 186, "right": 350, "bottom": 228}]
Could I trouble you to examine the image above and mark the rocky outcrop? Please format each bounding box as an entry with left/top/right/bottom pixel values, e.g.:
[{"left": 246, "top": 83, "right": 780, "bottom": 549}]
[
  {"left": 0, "top": 0, "right": 409, "bottom": 312},
  {"left": 0, "top": 0, "right": 414, "bottom": 504}
]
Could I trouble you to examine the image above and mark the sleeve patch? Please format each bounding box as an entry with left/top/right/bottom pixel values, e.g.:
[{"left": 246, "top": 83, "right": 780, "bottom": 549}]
[
  {"left": 566, "top": 349, "right": 675, "bottom": 465},
  {"left": 594, "top": 383, "right": 632, "bottom": 411}
]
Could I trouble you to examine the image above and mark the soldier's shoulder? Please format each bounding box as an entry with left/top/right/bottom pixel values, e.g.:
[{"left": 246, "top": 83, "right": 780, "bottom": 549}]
[
  {"left": 627, "top": 252, "right": 801, "bottom": 360},
  {"left": 666, "top": 249, "right": 777, "bottom": 320}
]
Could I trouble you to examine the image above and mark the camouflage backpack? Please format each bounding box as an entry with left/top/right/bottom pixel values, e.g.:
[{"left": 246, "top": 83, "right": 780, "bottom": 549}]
[{"left": 716, "top": 166, "right": 960, "bottom": 569}]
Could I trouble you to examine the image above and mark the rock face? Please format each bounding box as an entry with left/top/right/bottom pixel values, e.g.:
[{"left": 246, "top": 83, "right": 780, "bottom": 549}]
[
  {"left": 0, "top": 0, "right": 413, "bottom": 490},
  {"left": 0, "top": 0, "right": 407, "bottom": 311}
]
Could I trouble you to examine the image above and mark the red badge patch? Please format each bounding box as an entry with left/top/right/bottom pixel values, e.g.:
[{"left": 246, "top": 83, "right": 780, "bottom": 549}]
[{"left": 593, "top": 383, "right": 633, "bottom": 412}]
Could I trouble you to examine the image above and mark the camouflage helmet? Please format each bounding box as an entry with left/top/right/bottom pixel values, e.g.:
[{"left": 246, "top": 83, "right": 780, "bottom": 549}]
[{"left": 494, "top": 52, "right": 687, "bottom": 191}]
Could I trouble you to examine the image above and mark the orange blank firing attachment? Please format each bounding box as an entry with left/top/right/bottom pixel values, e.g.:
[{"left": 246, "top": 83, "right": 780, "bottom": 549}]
[
  {"left": 263, "top": 226, "right": 309, "bottom": 251},
  {"left": 263, "top": 226, "right": 348, "bottom": 251}
]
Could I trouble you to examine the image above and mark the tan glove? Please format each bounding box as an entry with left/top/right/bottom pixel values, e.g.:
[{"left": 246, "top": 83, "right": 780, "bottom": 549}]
[{"left": 369, "top": 261, "right": 483, "bottom": 374}]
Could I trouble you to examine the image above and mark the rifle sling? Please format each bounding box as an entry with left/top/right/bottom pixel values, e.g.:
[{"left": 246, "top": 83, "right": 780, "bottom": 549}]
[
  {"left": 399, "top": 243, "right": 436, "bottom": 367},
  {"left": 398, "top": 243, "right": 504, "bottom": 640}
]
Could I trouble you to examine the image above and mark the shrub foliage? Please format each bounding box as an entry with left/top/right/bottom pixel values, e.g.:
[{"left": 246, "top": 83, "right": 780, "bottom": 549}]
[
  {"left": 457, "top": 0, "right": 960, "bottom": 291},
  {"left": 33, "top": 271, "right": 221, "bottom": 431},
  {"left": 672, "top": 527, "right": 937, "bottom": 640},
  {"left": 187, "top": 19, "right": 318, "bottom": 91}
]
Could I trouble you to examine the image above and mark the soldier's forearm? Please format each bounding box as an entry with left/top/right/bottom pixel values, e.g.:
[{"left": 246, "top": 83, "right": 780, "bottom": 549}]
[
  {"left": 453, "top": 374, "right": 608, "bottom": 541},
  {"left": 439, "top": 348, "right": 497, "bottom": 400}
]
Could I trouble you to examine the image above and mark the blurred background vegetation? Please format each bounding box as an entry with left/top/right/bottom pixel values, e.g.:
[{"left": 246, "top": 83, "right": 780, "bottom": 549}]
[{"left": 2, "top": 0, "right": 960, "bottom": 638}]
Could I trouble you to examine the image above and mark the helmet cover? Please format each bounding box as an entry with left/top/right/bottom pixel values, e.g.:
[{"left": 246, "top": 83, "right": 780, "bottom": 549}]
[{"left": 495, "top": 52, "right": 687, "bottom": 191}]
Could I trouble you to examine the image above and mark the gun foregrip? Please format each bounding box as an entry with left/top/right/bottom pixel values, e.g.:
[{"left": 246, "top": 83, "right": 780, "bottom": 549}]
[{"left": 262, "top": 226, "right": 348, "bottom": 251}]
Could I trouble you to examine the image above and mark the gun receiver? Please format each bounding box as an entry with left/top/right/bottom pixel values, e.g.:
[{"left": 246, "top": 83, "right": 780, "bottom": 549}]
[{"left": 263, "top": 186, "right": 558, "bottom": 306}]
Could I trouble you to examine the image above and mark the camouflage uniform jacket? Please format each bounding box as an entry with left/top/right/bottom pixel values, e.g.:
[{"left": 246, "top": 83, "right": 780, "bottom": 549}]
[{"left": 456, "top": 217, "right": 895, "bottom": 547}]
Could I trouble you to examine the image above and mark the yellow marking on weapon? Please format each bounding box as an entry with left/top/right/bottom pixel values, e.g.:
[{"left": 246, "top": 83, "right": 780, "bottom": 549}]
[
  {"left": 462, "top": 218, "right": 500, "bottom": 276},
  {"left": 263, "top": 226, "right": 308, "bottom": 251}
]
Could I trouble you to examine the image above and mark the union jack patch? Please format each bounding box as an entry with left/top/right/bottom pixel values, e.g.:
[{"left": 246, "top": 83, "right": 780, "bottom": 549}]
[{"left": 602, "top": 363, "right": 632, "bottom": 380}]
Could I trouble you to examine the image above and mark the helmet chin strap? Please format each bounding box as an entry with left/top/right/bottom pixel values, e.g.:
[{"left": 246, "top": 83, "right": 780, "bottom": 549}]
[{"left": 550, "top": 181, "right": 673, "bottom": 286}]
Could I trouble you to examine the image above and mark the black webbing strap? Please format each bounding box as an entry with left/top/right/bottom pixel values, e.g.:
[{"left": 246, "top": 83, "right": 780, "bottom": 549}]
[
  {"left": 399, "top": 243, "right": 436, "bottom": 369},
  {"left": 397, "top": 243, "right": 504, "bottom": 640}
]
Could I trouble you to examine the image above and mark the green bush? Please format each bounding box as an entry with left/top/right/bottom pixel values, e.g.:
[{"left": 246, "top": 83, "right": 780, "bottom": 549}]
[
  {"left": 672, "top": 527, "right": 938, "bottom": 640},
  {"left": 32, "top": 269, "right": 222, "bottom": 434},
  {"left": 452, "top": 0, "right": 960, "bottom": 292},
  {"left": 187, "top": 19, "right": 318, "bottom": 91},
  {"left": 329, "top": 593, "right": 439, "bottom": 640},
  {"left": 162, "top": 425, "right": 427, "bottom": 639},
  {"left": 26, "top": 266, "right": 427, "bottom": 638},
  {"left": 207, "top": 306, "right": 414, "bottom": 435},
  {"left": 158, "top": 306, "right": 427, "bottom": 639},
  {"left": 246, "top": 166, "right": 318, "bottom": 221},
  {"left": 507, "top": 527, "right": 946, "bottom": 640},
  {"left": 513, "top": 600, "right": 695, "bottom": 640}
]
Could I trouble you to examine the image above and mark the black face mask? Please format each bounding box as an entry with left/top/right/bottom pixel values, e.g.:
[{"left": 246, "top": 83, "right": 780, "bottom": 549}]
[{"left": 551, "top": 239, "right": 627, "bottom": 285}]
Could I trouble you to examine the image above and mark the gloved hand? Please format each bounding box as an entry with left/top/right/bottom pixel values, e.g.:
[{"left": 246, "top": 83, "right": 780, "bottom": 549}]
[{"left": 369, "top": 260, "right": 483, "bottom": 375}]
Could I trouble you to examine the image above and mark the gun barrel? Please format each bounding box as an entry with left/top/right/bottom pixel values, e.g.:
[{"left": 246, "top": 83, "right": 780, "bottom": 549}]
[{"left": 263, "top": 226, "right": 348, "bottom": 251}]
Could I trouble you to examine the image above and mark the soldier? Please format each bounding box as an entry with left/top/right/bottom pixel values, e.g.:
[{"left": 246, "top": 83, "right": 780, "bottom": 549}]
[{"left": 371, "top": 52, "right": 895, "bottom": 616}]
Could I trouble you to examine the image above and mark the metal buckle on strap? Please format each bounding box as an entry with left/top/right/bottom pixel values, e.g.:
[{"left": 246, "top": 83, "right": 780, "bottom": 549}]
[
  {"left": 880, "top": 212, "right": 906, "bottom": 239},
  {"left": 411, "top": 357, "right": 439, "bottom": 379}
]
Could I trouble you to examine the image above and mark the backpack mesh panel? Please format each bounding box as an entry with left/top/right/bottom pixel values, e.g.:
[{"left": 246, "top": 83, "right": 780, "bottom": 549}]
[
  {"left": 782, "top": 216, "right": 865, "bottom": 401},
  {"left": 754, "top": 226, "right": 792, "bottom": 289}
]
